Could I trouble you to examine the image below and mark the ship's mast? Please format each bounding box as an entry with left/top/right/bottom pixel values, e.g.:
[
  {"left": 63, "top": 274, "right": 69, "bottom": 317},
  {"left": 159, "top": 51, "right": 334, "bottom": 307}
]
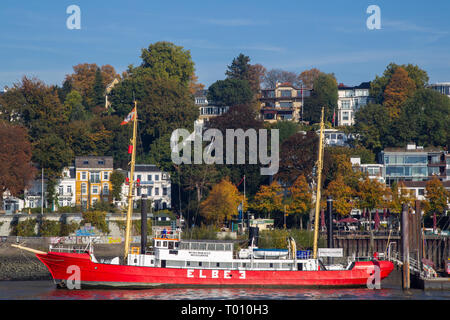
[
  {"left": 124, "top": 101, "right": 138, "bottom": 261},
  {"left": 313, "top": 107, "right": 325, "bottom": 259}
]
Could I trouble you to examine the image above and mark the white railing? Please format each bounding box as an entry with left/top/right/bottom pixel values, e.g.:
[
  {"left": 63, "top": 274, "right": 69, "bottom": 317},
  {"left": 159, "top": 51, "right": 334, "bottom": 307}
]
[{"left": 387, "top": 249, "right": 437, "bottom": 279}]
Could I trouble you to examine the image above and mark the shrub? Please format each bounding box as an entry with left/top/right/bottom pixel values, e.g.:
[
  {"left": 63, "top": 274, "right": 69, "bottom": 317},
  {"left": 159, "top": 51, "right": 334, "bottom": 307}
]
[
  {"left": 81, "top": 211, "right": 109, "bottom": 234},
  {"left": 39, "top": 220, "right": 61, "bottom": 236},
  {"left": 13, "top": 218, "right": 37, "bottom": 237},
  {"left": 183, "top": 225, "right": 219, "bottom": 240}
]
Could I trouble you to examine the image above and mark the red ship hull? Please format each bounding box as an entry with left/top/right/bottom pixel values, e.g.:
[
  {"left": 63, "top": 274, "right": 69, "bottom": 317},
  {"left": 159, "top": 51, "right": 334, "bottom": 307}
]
[{"left": 36, "top": 252, "right": 394, "bottom": 288}]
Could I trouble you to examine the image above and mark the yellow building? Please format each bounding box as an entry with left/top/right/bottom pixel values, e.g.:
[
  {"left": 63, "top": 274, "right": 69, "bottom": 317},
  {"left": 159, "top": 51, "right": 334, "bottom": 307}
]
[
  {"left": 259, "top": 82, "right": 311, "bottom": 122},
  {"left": 75, "top": 156, "right": 113, "bottom": 209}
]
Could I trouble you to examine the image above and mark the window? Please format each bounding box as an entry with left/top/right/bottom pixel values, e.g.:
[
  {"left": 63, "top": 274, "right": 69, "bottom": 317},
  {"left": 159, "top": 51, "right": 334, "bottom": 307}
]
[
  {"left": 103, "top": 172, "right": 109, "bottom": 180},
  {"left": 279, "top": 102, "right": 293, "bottom": 108},
  {"left": 81, "top": 183, "right": 87, "bottom": 194},
  {"left": 59, "top": 186, "right": 64, "bottom": 195},
  {"left": 341, "top": 100, "right": 351, "bottom": 109},
  {"left": 147, "top": 175, "right": 152, "bottom": 181},
  {"left": 155, "top": 188, "right": 159, "bottom": 196},
  {"left": 342, "top": 112, "right": 349, "bottom": 121},
  {"left": 81, "top": 172, "right": 87, "bottom": 180},
  {"left": 418, "top": 189, "right": 425, "bottom": 196},
  {"left": 90, "top": 172, "right": 100, "bottom": 183},
  {"left": 67, "top": 186, "right": 72, "bottom": 194},
  {"left": 163, "top": 188, "right": 167, "bottom": 196},
  {"left": 155, "top": 175, "right": 159, "bottom": 181},
  {"left": 266, "top": 90, "right": 275, "bottom": 98},
  {"left": 428, "top": 167, "right": 440, "bottom": 176},
  {"left": 98, "top": 160, "right": 104, "bottom": 165},
  {"left": 103, "top": 184, "right": 109, "bottom": 195},
  {"left": 280, "top": 90, "right": 291, "bottom": 97},
  {"left": 92, "top": 186, "right": 99, "bottom": 194},
  {"left": 163, "top": 241, "right": 167, "bottom": 247},
  {"left": 83, "top": 160, "right": 89, "bottom": 165},
  {"left": 156, "top": 241, "right": 161, "bottom": 247}
]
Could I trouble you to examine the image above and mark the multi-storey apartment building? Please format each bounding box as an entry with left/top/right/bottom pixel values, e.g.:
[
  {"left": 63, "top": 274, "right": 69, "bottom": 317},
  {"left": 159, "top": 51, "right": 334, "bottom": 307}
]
[
  {"left": 75, "top": 156, "right": 113, "bottom": 209},
  {"left": 379, "top": 143, "right": 448, "bottom": 187},
  {"left": 337, "top": 82, "right": 372, "bottom": 126},
  {"left": 119, "top": 164, "right": 171, "bottom": 210},
  {"left": 259, "top": 82, "right": 310, "bottom": 122}
]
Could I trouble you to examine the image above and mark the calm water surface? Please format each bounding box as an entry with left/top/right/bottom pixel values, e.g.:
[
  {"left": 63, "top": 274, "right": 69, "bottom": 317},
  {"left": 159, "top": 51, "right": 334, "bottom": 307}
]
[{"left": 0, "top": 281, "right": 448, "bottom": 300}]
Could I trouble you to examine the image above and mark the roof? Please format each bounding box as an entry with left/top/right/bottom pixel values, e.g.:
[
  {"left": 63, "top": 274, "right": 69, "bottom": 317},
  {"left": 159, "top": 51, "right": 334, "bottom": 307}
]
[
  {"left": 75, "top": 156, "right": 113, "bottom": 169},
  {"left": 401, "top": 180, "right": 450, "bottom": 188},
  {"left": 338, "top": 82, "right": 371, "bottom": 90},
  {"left": 194, "top": 90, "right": 208, "bottom": 97},
  {"left": 383, "top": 147, "right": 443, "bottom": 153},
  {"left": 134, "top": 164, "right": 164, "bottom": 172}
]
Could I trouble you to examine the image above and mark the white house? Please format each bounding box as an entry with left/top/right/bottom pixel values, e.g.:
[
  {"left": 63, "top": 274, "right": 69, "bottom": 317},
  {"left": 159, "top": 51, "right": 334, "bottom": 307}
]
[
  {"left": 337, "top": 82, "right": 372, "bottom": 126},
  {"left": 120, "top": 164, "right": 172, "bottom": 210},
  {"left": 24, "top": 167, "right": 76, "bottom": 211}
]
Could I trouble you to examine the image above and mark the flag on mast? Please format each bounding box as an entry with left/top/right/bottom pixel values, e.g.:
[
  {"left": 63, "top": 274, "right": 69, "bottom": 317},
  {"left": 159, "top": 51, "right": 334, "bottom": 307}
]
[{"left": 120, "top": 107, "right": 136, "bottom": 125}]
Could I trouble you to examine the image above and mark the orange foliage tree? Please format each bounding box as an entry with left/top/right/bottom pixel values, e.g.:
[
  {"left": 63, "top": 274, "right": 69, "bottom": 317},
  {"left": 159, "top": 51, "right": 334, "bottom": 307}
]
[
  {"left": 251, "top": 181, "right": 283, "bottom": 217},
  {"left": 383, "top": 67, "right": 416, "bottom": 118},
  {"left": 199, "top": 178, "right": 244, "bottom": 226}
]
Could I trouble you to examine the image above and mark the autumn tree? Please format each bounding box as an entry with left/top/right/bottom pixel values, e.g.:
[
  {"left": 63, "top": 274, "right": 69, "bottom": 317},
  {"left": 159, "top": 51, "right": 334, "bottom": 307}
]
[
  {"left": 188, "top": 72, "right": 205, "bottom": 95},
  {"left": 357, "top": 176, "right": 388, "bottom": 252},
  {"left": 0, "top": 122, "right": 36, "bottom": 210},
  {"left": 286, "top": 175, "right": 312, "bottom": 228},
  {"left": 298, "top": 68, "right": 323, "bottom": 89},
  {"left": 423, "top": 177, "right": 449, "bottom": 220},
  {"left": 251, "top": 181, "right": 283, "bottom": 218},
  {"left": 326, "top": 175, "right": 354, "bottom": 217},
  {"left": 370, "top": 63, "right": 429, "bottom": 104},
  {"left": 64, "top": 63, "right": 119, "bottom": 109},
  {"left": 388, "top": 181, "right": 416, "bottom": 214},
  {"left": 199, "top": 178, "right": 243, "bottom": 226},
  {"left": 383, "top": 67, "right": 416, "bottom": 119}
]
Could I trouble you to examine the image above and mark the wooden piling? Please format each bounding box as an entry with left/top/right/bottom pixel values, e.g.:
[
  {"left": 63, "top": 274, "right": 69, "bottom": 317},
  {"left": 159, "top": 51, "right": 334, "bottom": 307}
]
[{"left": 401, "top": 203, "right": 410, "bottom": 290}]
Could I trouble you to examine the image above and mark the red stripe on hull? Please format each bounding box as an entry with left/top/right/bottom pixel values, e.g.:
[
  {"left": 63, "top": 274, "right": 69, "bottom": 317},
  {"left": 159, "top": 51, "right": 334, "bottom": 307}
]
[{"left": 36, "top": 252, "right": 394, "bottom": 288}]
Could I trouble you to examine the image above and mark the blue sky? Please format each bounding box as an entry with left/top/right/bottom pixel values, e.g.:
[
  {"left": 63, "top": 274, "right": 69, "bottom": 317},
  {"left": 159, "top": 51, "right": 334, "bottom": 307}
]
[{"left": 1, "top": 0, "right": 450, "bottom": 89}]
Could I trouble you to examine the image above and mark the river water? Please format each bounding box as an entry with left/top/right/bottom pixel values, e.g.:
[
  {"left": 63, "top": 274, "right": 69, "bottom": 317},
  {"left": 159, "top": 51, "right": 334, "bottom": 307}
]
[{"left": 0, "top": 280, "right": 448, "bottom": 300}]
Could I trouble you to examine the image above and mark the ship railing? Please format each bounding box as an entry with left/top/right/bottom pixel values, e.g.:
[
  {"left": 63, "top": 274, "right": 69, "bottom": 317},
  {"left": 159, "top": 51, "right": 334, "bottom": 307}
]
[
  {"left": 49, "top": 245, "right": 91, "bottom": 254},
  {"left": 387, "top": 249, "right": 437, "bottom": 279}
]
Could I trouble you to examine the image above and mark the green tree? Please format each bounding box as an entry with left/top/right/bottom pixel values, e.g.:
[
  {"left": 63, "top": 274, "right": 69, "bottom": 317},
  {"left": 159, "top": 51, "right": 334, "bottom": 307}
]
[
  {"left": 110, "top": 170, "right": 125, "bottom": 202},
  {"left": 392, "top": 89, "right": 450, "bottom": 148},
  {"left": 64, "top": 90, "right": 89, "bottom": 121},
  {"left": 92, "top": 67, "right": 105, "bottom": 110},
  {"left": 303, "top": 73, "right": 338, "bottom": 124},
  {"left": 137, "top": 41, "right": 194, "bottom": 87},
  {"left": 207, "top": 78, "right": 253, "bottom": 107}
]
